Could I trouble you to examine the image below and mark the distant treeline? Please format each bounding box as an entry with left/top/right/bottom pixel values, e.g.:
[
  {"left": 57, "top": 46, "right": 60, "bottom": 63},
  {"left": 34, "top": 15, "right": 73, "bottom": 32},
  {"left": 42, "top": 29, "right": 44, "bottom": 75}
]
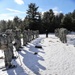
[{"left": 0, "top": 3, "right": 75, "bottom": 33}]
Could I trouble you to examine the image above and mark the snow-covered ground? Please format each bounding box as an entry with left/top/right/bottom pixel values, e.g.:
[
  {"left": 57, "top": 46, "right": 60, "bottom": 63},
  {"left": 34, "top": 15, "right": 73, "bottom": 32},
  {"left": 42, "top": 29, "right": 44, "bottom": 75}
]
[{"left": 0, "top": 33, "right": 75, "bottom": 75}]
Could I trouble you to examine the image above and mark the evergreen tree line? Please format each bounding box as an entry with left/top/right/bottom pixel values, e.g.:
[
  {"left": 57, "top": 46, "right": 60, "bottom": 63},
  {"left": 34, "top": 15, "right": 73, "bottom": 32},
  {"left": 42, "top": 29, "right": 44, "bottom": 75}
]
[{"left": 0, "top": 3, "right": 75, "bottom": 33}]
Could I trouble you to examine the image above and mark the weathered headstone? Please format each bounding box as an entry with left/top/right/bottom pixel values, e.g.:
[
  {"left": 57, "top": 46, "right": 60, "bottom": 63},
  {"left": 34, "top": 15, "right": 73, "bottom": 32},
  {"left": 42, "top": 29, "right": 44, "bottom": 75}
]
[{"left": 0, "top": 33, "right": 14, "bottom": 68}]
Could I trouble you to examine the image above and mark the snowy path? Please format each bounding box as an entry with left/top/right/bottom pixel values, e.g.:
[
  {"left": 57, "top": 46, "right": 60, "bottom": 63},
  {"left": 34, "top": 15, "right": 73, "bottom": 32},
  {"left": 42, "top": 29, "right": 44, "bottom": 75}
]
[{"left": 0, "top": 34, "right": 75, "bottom": 75}]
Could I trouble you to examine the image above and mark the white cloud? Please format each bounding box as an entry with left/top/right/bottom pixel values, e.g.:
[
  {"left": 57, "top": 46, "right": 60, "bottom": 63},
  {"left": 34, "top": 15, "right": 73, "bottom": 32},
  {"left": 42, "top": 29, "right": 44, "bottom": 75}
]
[
  {"left": 59, "top": 11, "right": 62, "bottom": 13},
  {"left": 14, "top": 0, "right": 24, "bottom": 5},
  {"left": 53, "top": 7, "right": 58, "bottom": 11},
  {"left": 39, "top": 7, "right": 62, "bottom": 16},
  {"left": 52, "top": 7, "right": 62, "bottom": 15},
  {"left": 0, "top": 8, "right": 26, "bottom": 21},
  {"left": 38, "top": 8, "right": 46, "bottom": 16},
  {"left": 41, "top": 12, "right": 44, "bottom": 15},
  {"left": 53, "top": 11, "right": 59, "bottom": 15},
  {"left": 6, "top": 8, "right": 26, "bottom": 14},
  {"left": 38, "top": 8, "right": 43, "bottom": 11},
  {"left": 0, "top": 12, "right": 25, "bottom": 21},
  {"left": 0, "top": 13, "right": 14, "bottom": 21}
]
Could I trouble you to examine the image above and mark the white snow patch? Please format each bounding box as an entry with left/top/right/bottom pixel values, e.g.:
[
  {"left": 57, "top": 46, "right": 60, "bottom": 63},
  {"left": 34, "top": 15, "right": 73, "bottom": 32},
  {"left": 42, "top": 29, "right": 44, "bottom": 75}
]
[{"left": 0, "top": 33, "right": 75, "bottom": 75}]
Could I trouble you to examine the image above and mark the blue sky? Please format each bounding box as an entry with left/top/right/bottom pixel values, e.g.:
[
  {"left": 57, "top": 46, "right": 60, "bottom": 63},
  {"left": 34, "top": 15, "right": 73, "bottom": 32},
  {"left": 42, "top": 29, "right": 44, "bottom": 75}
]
[{"left": 0, "top": 0, "right": 75, "bottom": 21}]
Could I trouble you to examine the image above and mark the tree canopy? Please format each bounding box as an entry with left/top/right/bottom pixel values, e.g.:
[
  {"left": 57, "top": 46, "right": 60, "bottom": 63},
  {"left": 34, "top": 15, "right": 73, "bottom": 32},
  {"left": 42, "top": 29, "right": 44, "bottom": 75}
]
[{"left": 0, "top": 3, "right": 75, "bottom": 33}]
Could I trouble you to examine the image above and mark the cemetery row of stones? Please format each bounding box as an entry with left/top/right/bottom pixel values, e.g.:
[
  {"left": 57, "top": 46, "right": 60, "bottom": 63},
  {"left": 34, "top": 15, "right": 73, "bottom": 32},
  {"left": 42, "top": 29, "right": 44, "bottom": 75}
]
[
  {"left": 0, "top": 29, "right": 39, "bottom": 69},
  {"left": 55, "top": 28, "right": 68, "bottom": 43}
]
